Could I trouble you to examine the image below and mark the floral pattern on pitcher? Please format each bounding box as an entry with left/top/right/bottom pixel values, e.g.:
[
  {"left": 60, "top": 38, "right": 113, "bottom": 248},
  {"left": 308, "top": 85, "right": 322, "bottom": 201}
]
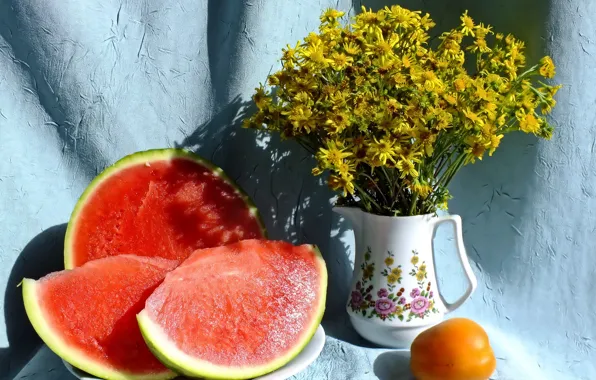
[
  {"left": 409, "top": 250, "right": 428, "bottom": 287},
  {"left": 348, "top": 247, "right": 440, "bottom": 322},
  {"left": 380, "top": 250, "right": 402, "bottom": 292}
]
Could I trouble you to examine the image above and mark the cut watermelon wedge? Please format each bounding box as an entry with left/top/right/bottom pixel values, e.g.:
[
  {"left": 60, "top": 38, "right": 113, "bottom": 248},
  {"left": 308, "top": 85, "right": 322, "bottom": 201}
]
[
  {"left": 64, "top": 148, "right": 266, "bottom": 269},
  {"left": 137, "top": 239, "right": 327, "bottom": 380},
  {"left": 22, "top": 255, "right": 179, "bottom": 380}
]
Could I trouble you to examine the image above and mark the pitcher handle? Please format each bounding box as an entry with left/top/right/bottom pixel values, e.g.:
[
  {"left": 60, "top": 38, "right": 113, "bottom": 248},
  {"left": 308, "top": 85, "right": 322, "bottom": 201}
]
[{"left": 431, "top": 214, "right": 477, "bottom": 313}]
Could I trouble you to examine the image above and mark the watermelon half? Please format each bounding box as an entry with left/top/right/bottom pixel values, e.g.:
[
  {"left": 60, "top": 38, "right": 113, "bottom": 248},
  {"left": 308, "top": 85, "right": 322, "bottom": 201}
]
[
  {"left": 22, "top": 255, "right": 179, "bottom": 380},
  {"left": 64, "top": 148, "right": 266, "bottom": 269},
  {"left": 137, "top": 239, "right": 328, "bottom": 380}
]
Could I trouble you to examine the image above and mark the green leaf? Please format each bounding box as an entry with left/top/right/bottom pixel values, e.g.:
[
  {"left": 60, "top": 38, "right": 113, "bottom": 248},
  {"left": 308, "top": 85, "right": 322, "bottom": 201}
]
[
  {"left": 362, "top": 310, "right": 366, "bottom": 316},
  {"left": 389, "top": 293, "right": 395, "bottom": 299},
  {"left": 398, "top": 315, "right": 404, "bottom": 321}
]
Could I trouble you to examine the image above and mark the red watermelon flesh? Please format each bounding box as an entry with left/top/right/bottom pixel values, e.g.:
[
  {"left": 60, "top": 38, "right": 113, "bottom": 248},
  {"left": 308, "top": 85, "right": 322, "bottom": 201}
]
[
  {"left": 137, "top": 239, "right": 327, "bottom": 379},
  {"left": 65, "top": 149, "right": 265, "bottom": 269},
  {"left": 22, "top": 255, "right": 179, "bottom": 380}
]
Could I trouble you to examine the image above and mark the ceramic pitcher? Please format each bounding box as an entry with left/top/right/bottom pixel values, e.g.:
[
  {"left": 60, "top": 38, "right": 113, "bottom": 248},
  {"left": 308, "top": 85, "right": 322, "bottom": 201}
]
[{"left": 334, "top": 206, "right": 477, "bottom": 348}]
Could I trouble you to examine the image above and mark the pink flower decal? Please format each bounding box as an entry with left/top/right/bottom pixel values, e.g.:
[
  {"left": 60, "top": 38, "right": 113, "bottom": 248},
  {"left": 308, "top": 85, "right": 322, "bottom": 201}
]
[
  {"left": 374, "top": 297, "right": 396, "bottom": 316},
  {"left": 377, "top": 288, "right": 389, "bottom": 298},
  {"left": 410, "top": 296, "right": 429, "bottom": 314},
  {"left": 410, "top": 288, "right": 420, "bottom": 298},
  {"left": 351, "top": 290, "right": 363, "bottom": 309}
]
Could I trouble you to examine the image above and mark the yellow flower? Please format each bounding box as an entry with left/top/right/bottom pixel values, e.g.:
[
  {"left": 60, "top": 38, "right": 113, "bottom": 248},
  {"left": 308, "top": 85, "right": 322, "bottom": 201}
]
[
  {"left": 330, "top": 52, "right": 353, "bottom": 71},
  {"left": 474, "top": 83, "right": 494, "bottom": 102},
  {"left": 320, "top": 8, "right": 344, "bottom": 23},
  {"left": 317, "top": 140, "right": 352, "bottom": 168},
  {"left": 325, "top": 111, "right": 350, "bottom": 134},
  {"left": 336, "top": 160, "right": 356, "bottom": 180},
  {"left": 253, "top": 87, "right": 270, "bottom": 110},
  {"left": 475, "top": 23, "right": 493, "bottom": 39},
  {"left": 440, "top": 31, "right": 463, "bottom": 57},
  {"left": 412, "top": 181, "right": 432, "bottom": 198},
  {"left": 385, "top": 5, "right": 415, "bottom": 29},
  {"left": 419, "top": 264, "right": 427, "bottom": 272},
  {"left": 518, "top": 112, "right": 540, "bottom": 134},
  {"left": 438, "top": 200, "right": 449, "bottom": 210},
  {"left": 488, "top": 134, "right": 504, "bottom": 156},
  {"left": 367, "top": 29, "right": 400, "bottom": 57},
  {"left": 497, "top": 114, "right": 507, "bottom": 127},
  {"left": 387, "top": 273, "right": 399, "bottom": 284},
  {"left": 356, "top": 6, "right": 384, "bottom": 25},
  {"left": 482, "top": 102, "right": 498, "bottom": 121},
  {"left": 311, "top": 166, "right": 324, "bottom": 176},
  {"left": 281, "top": 42, "right": 302, "bottom": 68},
  {"left": 411, "top": 255, "right": 419, "bottom": 265},
  {"left": 460, "top": 10, "right": 475, "bottom": 36},
  {"left": 465, "top": 142, "right": 486, "bottom": 163},
  {"left": 463, "top": 108, "right": 484, "bottom": 127},
  {"left": 283, "top": 104, "right": 316, "bottom": 132},
  {"left": 471, "top": 37, "right": 490, "bottom": 53},
  {"left": 402, "top": 55, "right": 412, "bottom": 68},
  {"left": 385, "top": 257, "right": 395, "bottom": 266},
  {"left": 393, "top": 72, "right": 407, "bottom": 86},
  {"left": 370, "top": 137, "right": 398, "bottom": 165},
  {"left": 343, "top": 41, "right": 360, "bottom": 56},
  {"left": 374, "top": 56, "right": 397, "bottom": 73},
  {"left": 539, "top": 84, "right": 561, "bottom": 114},
  {"left": 396, "top": 157, "right": 419, "bottom": 178},
  {"left": 395, "top": 305, "right": 404, "bottom": 315},
  {"left": 293, "top": 91, "right": 311, "bottom": 104},
  {"left": 391, "top": 267, "right": 402, "bottom": 276},
  {"left": 363, "top": 264, "right": 374, "bottom": 279},
  {"left": 301, "top": 40, "right": 332, "bottom": 68},
  {"left": 539, "top": 56, "right": 556, "bottom": 78},
  {"left": 386, "top": 98, "right": 401, "bottom": 113},
  {"left": 435, "top": 111, "right": 453, "bottom": 130},
  {"left": 454, "top": 78, "right": 467, "bottom": 92},
  {"left": 416, "top": 271, "right": 426, "bottom": 281},
  {"left": 443, "top": 93, "right": 458, "bottom": 106},
  {"left": 419, "top": 13, "right": 436, "bottom": 30},
  {"left": 421, "top": 70, "right": 443, "bottom": 91}
]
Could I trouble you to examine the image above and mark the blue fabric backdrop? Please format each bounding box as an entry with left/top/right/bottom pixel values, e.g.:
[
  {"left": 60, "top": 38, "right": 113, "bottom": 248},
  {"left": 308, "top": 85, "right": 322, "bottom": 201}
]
[{"left": 1, "top": 0, "right": 593, "bottom": 379}]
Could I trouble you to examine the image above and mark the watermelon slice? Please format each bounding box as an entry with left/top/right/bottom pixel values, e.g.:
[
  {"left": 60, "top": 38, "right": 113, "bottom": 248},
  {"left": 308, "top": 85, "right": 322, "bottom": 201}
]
[
  {"left": 64, "top": 148, "right": 266, "bottom": 269},
  {"left": 137, "top": 239, "right": 327, "bottom": 380},
  {"left": 22, "top": 255, "right": 179, "bottom": 380}
]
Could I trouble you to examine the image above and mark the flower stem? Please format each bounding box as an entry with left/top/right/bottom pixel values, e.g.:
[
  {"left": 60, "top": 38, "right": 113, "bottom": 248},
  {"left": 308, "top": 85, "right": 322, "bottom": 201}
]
[
  {"left": 354, "top": 182, "right": 382, "bottom": 211},
  {"left": 409, "top": 192, "right": 419, "bottom": 216}
]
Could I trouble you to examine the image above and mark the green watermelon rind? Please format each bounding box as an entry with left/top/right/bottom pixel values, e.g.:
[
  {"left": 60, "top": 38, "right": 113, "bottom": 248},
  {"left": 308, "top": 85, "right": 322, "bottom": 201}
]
[
  {"left": 64, "top": 148, "right": 268, "bottom": 269},
  {"left": 21, "top": 278, "right": 178, "bottom": 380},
  {"left": 136, "top": 245, "right": 328, "bottom": 380}
]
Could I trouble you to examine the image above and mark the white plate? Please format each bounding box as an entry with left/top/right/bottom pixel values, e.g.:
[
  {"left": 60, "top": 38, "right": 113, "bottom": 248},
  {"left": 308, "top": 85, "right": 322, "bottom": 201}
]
[{"left": 64, "top": 324, "right": 326, "bottom": 380}]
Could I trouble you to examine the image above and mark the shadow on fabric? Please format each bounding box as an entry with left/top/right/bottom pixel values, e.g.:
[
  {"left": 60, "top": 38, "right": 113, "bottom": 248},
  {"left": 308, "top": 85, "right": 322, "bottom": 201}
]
[
  {"left": 175, "top": 97, "right": 377, "bottom": 347},
  {"left": 184, "top": 0, "right": 379, "bottom": 348},
  {"left": 374, "top": 350, "right": 414, "bottom": 380},
  {"left": 0, "top": 2, "right": 109, "bottom": 183},
  {"left": 1, "top": 224, "right": 67, "bottom": 379}
]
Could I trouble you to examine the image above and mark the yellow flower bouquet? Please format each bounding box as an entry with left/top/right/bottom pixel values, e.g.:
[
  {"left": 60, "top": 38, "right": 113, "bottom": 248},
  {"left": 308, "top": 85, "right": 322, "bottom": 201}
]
[{"left": 244, "top": 6, "right": 561, "bottom": 216}]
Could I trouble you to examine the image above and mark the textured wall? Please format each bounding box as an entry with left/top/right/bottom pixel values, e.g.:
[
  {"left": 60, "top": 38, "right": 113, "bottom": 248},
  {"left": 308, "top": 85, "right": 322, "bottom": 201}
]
[{"left": 0, "top": 0, "right": 593, "bottom": 379}]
